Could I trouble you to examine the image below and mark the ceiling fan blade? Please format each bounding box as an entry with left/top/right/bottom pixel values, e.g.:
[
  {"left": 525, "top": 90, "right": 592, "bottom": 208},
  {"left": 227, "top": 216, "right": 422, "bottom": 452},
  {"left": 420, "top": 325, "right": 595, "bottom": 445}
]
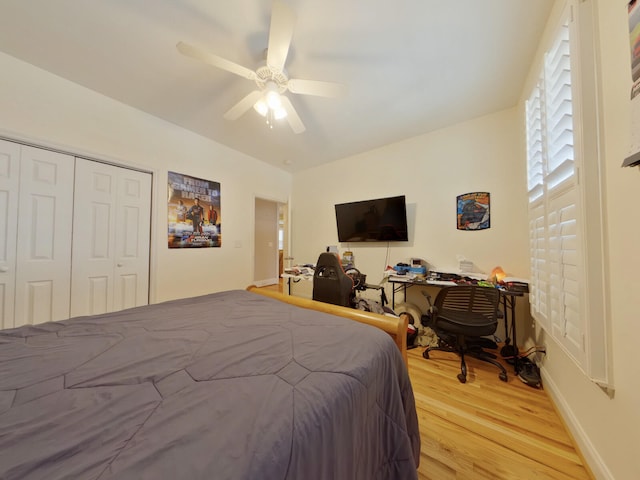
[
  {"left": 176, "top": 41, "right": 256, "bottom": 80},
  {"left": 280, "top": 96, "right": 306, "bottom": 134},
  {"left": 287, "top": 79, "right": 347, "bottom": 98},
  {"left": 224, "top": 90, "right": 264, "bottom": 120},
  {"left": 267, "top": 0, "right": 295, "bottom": 72}
]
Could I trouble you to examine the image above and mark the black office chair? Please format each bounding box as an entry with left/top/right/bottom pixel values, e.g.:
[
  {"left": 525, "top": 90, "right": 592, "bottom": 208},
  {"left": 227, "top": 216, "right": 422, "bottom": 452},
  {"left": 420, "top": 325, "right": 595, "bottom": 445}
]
[
  {"left": 422, "top": 286, "right": 508, "bottom": 383},
  {"left": 312, "top": 252, "right": 355, "bottom": 308}
]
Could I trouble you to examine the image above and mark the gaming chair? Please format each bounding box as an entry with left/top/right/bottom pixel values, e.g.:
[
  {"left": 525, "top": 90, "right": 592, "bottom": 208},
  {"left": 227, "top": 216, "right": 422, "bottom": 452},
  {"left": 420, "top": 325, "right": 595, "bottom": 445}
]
[{"left": 312, "top": 252, "right": 355, "bottom": 308}]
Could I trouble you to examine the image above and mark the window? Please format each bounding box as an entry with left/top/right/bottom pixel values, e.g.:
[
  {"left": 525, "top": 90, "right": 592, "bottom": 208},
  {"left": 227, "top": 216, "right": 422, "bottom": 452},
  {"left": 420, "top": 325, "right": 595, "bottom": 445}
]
[{"left": 525, "top": 1, "right": 609, "bottom": 386}]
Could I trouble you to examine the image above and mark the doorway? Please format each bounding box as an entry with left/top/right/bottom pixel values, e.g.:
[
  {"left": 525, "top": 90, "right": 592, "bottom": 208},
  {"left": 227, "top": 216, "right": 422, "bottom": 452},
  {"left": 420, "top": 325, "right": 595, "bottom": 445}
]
[{"left": 253, "top": 198, "right": 288, "bottom": 287}]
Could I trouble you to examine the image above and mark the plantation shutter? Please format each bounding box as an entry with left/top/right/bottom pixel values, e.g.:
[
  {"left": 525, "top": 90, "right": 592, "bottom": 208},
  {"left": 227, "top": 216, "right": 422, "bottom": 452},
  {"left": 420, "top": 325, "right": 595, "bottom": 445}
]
[
  {"left": 525, "top": 81, "right": 548, "bottom": 328},
  {"left": 525, "top": 12, "right": 586, "bottom": 366}
]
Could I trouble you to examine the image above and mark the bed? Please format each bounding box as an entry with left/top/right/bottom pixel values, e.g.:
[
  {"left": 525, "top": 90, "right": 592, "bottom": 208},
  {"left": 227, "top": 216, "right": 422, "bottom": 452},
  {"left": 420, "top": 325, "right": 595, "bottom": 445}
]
[{"left": 0, "top": 288, "right": 420, "bottom": 480}]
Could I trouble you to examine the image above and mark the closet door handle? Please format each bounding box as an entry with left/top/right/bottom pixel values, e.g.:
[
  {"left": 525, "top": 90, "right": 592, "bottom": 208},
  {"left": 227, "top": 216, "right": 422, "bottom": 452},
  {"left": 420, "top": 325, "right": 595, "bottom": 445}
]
[
  {"left": 117, "top": 263, "right": 124, "bottom": 267},
  {"left": 0, "top": 266, "right": 8, "bottom": 272}
]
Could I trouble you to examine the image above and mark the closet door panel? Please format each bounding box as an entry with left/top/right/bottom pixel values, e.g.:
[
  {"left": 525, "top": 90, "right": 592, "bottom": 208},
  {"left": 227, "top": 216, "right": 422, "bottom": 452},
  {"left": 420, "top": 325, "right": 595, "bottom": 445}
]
[
  {"left": 70, "top": 159, "right": 117, "bottom": 317},
  {"left": 71, "top": 158, "right": 151, "bottom": 316},
  {"left": 114, "top": 169, "right": 151, "bottom": 311},
  {"left": 14, "top": 146, "right": 74, "bottom": 326},
  {"left": 0, "top": 140, "right": 20, "bottom": 329}
]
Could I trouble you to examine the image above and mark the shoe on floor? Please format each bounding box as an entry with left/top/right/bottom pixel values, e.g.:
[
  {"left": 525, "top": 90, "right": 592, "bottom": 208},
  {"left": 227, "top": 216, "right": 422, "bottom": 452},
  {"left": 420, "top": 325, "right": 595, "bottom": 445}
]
[{"left": 517, "top": 358, "right": 541, "bottom": 388}]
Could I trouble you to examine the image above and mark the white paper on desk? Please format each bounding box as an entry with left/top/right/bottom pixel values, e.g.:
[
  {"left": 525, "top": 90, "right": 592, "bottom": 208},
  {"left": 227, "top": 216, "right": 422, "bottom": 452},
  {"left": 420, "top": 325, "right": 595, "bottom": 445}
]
[
  {"left": 388, "top": 275, "right": 415, "bottom": 282},
  {"left": 427, "top": 280, "right": 458, "bottom": 286},
  {"left": 463, "top": 272, "right": 488, "bottom": 280},
  {"left": 430, "top": 267, "right": 488, "bottom": 281}
]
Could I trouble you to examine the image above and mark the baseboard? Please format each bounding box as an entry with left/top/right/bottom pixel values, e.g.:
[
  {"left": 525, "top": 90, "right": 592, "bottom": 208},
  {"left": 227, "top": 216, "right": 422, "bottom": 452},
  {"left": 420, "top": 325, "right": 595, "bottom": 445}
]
[{"left": 540, "top": 367, "right": 614, "bottom": 480}]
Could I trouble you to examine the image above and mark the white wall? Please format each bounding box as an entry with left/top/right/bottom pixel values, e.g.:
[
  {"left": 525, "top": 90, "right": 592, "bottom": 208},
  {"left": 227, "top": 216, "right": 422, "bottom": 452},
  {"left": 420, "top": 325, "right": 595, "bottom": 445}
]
[
  {"left": 291, "top": 107, "right": 530, "bottom": 314},
  {"left": 524, "top": 1, "right": 640, "bottom": 479},
  {"left": 0, "top": 51, "right": 292, "bottom": 303}
]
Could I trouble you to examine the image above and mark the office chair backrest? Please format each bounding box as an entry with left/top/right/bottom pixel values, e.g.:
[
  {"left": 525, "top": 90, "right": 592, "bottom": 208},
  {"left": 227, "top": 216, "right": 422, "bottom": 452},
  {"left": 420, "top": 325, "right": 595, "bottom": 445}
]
[
  {"left": 312, "top": 252, "right": 355, "bottom": 307},
  {"left": 435, "top": 285, "right": 500, "bottom": 331},
  {"left": 425, "top": 285, "right": 506, "bottom": 383}
]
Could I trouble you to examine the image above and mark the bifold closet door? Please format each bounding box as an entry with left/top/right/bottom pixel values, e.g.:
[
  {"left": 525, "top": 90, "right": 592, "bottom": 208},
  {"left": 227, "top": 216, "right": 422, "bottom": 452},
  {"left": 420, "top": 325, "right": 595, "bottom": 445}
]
[
  {"left": 14, "top": 146, "right": 74, "bottom": 327},
  {"left": 0, "top": 140, "right": 20, "bottom": 329},
  {"left": 70, "top": 158, "right": 151, "bottom": 317}
]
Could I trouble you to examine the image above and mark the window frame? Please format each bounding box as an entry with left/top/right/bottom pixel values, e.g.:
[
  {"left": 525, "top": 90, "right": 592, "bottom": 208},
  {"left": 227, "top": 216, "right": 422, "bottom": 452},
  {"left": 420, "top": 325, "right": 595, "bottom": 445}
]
[{"left": 524, "top": 0, "right": 609, "bottom": 387}]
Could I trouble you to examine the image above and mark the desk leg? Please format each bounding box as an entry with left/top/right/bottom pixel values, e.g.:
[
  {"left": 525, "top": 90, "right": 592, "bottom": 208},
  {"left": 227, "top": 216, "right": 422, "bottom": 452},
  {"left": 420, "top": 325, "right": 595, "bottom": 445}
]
[
  {"left": 287, "top": 278, "right": 291, "bottom": 295},
  {"left": 500, "top": 294, "right": 520, "bottom": 374},
  {"left": 510, "top": 296, "right": 519, "bottom": 374},
  {"left": 503, "top": 296, "right": 509, "bottom": 341},
  {"left": 391, "top": 284, "right": 408, "bottom": 310}
]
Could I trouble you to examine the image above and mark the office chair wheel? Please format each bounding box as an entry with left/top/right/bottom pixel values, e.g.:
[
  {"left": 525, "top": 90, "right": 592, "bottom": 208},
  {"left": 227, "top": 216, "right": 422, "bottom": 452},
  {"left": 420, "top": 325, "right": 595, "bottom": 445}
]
[
  {"left": 499, "top": 372, "right": 508, "bottom": 382},
  {"left": 422, "top": 350, "right": 430, "bottom": 359},
  {"left": 457, "top": 373, "right": 467, "bottom": 383}
]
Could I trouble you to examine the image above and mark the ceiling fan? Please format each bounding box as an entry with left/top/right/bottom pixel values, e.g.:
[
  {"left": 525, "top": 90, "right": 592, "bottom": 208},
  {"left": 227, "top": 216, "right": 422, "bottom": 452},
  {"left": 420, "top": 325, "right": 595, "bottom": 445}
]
[{"left": 176, "top": 0, "right": 345, "bottom": 134}]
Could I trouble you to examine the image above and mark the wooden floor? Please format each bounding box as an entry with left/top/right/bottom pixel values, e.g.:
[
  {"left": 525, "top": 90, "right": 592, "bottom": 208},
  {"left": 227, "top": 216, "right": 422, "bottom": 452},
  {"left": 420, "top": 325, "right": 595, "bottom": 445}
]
[
  {"left": 408, "top": 348, "right": 592, "bottom": 479},
  {"left": 257, "top": 282, "right": 593, "bottom": 479}
]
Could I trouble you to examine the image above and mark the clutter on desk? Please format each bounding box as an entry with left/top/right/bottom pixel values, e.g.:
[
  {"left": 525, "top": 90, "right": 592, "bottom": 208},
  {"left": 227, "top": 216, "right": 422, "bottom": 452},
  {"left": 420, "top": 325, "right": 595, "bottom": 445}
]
[
  {"left": 502, "top": 277, "right": 530, "bottom": 293},
  {"left": 341, "top": 250, "right": 354, "bottom": 268},
  {"left": 384, "top": 260, "right": 530, "bottom": 292},
  {"left": 385, "top": 267, "right": 424, "bottom": 283},
  {"left": 284, "top": 264, "right": 315, "bottom": 276},
  {"left": 390, "top": 258, "right": 428, "bottom": 277},
  {"left": 426, "top": 271, "right": 492, "bottom": 286}
]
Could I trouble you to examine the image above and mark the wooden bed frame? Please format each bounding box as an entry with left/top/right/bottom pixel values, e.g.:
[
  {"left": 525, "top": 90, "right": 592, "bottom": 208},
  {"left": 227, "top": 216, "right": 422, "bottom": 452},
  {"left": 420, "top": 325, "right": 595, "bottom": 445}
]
[{"left": 247, "top": 286, "right": 408, "bottom": 365}]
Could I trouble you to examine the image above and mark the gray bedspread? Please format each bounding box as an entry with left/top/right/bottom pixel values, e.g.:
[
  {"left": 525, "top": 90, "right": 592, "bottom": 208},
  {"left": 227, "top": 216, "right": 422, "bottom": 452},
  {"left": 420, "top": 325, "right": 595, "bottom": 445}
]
[{"left": 0, "top": 289, "right": 420, "bottom": 479}]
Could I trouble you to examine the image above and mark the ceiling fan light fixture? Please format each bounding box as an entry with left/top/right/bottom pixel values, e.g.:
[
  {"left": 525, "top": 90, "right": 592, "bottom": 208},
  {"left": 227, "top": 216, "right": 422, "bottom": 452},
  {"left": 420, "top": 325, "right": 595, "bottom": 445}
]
[
  {"left": 253, "top": 84, "right": 288, "bottom": 121},
  {"left": 265, "top": 83, "right": 282, "bottom": 110},
  {"left": 273, "top": 106, "right": 287, "bottom": 120},
  {"left": 178, "top": 1, "right": 321, "bottom": 133},
  {"left": 253, "top": 99, "right": 269, "bottom": 117}
]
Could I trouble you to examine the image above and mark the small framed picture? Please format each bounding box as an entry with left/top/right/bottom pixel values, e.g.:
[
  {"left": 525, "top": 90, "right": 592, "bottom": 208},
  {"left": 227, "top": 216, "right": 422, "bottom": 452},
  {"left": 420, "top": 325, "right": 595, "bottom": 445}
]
[{"left": 457, "top": 192, "right": 490, "bottom": 230}]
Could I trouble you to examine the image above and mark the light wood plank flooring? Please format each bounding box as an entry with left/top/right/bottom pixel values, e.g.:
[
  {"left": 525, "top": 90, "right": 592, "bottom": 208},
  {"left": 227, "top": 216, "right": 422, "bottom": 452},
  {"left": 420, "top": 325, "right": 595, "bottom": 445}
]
[
  {"left": 256, "top": 283, "right": 593, "bottom": 479},
  {"left": 408, "top": 348, "right": 592, "bottom": 479}
]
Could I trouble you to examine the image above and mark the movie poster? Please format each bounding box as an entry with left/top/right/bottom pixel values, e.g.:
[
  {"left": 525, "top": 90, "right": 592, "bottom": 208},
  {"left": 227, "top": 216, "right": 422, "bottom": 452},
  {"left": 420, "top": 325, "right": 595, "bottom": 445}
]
[
  {"left": 457, "top": 192, "right": 490, "bottom": 231},
  {"left": 167, "top": 171, "right": 221, "bottom": 248},
  {"left": 624, "top": 1, "right": 640, "bottom": 166}
]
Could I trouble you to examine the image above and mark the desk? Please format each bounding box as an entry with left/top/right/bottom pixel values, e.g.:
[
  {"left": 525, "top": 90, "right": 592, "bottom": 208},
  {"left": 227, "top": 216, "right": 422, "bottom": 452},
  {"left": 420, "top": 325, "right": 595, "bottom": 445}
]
[
  {"left": 387, "top": 277, "right": 456, "bottom": 309},
  {"left": 388, "top": 276, "right": 526, "bottom": 374},
  {"left": 281, "top": 272, "right": 313, "bottom": 295}
]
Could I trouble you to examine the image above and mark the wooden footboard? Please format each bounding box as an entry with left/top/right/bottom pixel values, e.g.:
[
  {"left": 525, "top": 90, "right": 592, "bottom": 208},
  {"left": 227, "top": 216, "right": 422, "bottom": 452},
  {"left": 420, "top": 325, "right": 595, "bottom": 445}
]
[{"left": 246, "top": 286, "right": 408, "bottom": 366}]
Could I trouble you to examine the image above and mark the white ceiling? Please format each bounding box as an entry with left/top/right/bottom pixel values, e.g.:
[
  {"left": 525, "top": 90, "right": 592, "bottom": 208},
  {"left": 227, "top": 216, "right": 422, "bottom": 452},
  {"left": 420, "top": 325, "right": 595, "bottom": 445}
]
[{"left": 0, "top": 0, "right": 554, "bottom": 173}]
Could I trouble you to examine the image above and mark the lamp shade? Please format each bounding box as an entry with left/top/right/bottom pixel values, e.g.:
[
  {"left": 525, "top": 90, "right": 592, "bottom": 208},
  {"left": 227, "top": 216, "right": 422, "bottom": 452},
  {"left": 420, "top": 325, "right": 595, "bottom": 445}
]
[
  {"left": 490, "top": 266, "right": 506, "bottom": 283},
  {"left": 253, "top": 99, "right": 268, "bottom": 116}
]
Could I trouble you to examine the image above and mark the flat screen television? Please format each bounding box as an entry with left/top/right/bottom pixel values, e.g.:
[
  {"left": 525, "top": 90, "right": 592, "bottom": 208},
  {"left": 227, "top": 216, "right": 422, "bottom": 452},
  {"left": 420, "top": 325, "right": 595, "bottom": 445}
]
[{"left": 335, "top": 195, "right": 409, "bottom": 242}]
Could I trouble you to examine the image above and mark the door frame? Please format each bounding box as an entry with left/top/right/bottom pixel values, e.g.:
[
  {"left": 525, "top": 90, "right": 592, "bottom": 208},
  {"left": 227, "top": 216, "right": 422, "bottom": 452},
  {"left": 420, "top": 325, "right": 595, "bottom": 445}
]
[{"left": 253, "top": 195, "right": 289, "bottom": 288}]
